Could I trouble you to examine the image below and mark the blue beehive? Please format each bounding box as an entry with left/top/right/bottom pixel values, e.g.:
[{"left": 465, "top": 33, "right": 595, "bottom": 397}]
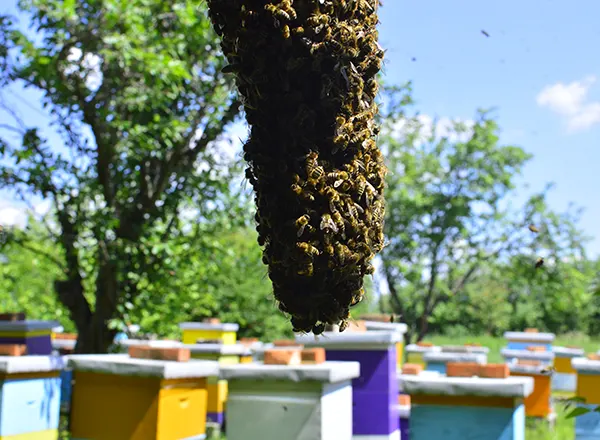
[{"left": 0, "top": 355, "right": 63, "bottom": 439}]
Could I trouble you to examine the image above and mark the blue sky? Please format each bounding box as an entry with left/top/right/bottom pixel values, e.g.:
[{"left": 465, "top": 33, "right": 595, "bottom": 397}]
[{"left": 1, "top": 0, "right": 599, "bottom": 256}]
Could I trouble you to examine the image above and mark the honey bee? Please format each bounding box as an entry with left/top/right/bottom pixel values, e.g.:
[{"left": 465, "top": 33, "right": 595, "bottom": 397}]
[
  {"left": 323, "top": 187, "right": 340, "bottom": 212},
  {"left": 331, "top": 211, "right": 346, "bottom": 235},
  {"left": 265, "top": 4, "right": 290, "bottom": 21},
  {"left": 355, "top": 174, "right": 367, "bottom": 198},
  {"left": 324, "top": 244, "right": 335, "bottom": 255},
  {"left": 349, "top": 129, "right": 371, "bottom": 146},
  {"left": 291, "top": 183, "right": 315, "bottom": 202},
  {"left": 328, "top": 171, "right": 349, "bottom": 187},
  {"left": 295, "top": 214, "right": 311, "bottom": 237},
  {"left": 535, "top": 257, "right": 544, "bottom": 269},
  {"left": 297, "top": 262, "right": 314, "bottom": 276},
  {"left": 339, "top": 320, "right": 349, "bottom": 332},
  {"left": 306, "top": 14, "right": 330, "bottom": 27},
  {"left": 282, "top": 25, "right": 291, "bottom": 38},
  {"left": 320, "top": 213, "right": 338, "bottom": 233},
  {"left": 292, "top": 26, "right": 304, "bottom": 36},
  {"left": 297, "top": 241, "right": 320, "bottom": 257},
  {"left": 306, "top": 152, "right": 324, "bottom": 180},
  {"left": 528, "top": 224, "right": 539, "bottom": 233},
  {"left": 365, "top": 264, "right": 375, "bottom": 275}
]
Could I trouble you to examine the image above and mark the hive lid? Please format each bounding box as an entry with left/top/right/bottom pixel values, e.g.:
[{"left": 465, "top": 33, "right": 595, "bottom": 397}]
[
  {"left": 296, "top": 330, "right": 403, "bottom": 349},
  {"left": 423, "top": 352, "right": 487, "bottom": 364},
  {"left": 0, "top": 320, "right": 60, "bottom": 332},
  {"left": 398, "top": 374, "right": 534, "bottom": 398},
  {"left": 0, "top": 355, "right": 66, "bottom": 374},
  {"left": 552, "top": 346, "right": 585, "bottom": 357},
  {"left": 571, "top": 357, "right": 600, "bottom": 374},
  {"left": 179, "top": 322, "right": 239, "bottom": 332},
  {"left": 508, "top": 363, "right": 553, "bottom": 376},
  {"left": 185, "top": 343, "right": 252, "bottom": 356},
  {"left": 220, "top": 361, "right": 360, "bottom": 383},
  {"left": 501, "top": 348, "right": 555, "bottom": 361},
  {"left": 405, "top": 344, "right": 442, "bottom": 353},
  {"left": 363, "top": 321, "right": 408, "bottom": 334},
  {"left": 67, "top": 354, "right": 219, "bottom": 378},
  {"left": 503, "top": 331, "right": 555, "bottom": 342}
]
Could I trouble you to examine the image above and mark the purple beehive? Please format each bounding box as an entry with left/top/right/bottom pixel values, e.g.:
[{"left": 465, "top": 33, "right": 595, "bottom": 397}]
[
  {"left": 297, "top": 330, "right": 402, "bottom": 440},
  {"left": 0, "top": 320, "right": 59, "bottom": 355}
]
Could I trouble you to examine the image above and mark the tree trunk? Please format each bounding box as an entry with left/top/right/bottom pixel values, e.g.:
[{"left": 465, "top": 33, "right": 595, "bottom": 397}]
[{"left": 74, "top": 317, "right": 116, "bottom": 354}]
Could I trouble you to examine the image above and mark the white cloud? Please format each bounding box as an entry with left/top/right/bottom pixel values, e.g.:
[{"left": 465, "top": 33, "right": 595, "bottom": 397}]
[{"left": 536, "top": 76, "right": 600, "bottom": 132}]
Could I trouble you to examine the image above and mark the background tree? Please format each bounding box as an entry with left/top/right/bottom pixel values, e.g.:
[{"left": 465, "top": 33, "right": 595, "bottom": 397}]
[
  {"left": 0, "top": 0, "right": 240, "bottom": 352},
  {"left": 376, "top": 86, "right": 593, "bottom": 342}
]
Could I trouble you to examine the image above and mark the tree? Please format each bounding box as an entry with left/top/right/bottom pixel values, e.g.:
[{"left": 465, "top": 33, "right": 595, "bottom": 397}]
[
  {"left": 378, "top": 87, "right": 534, "bottom": 343},
  {"left": 0, "top": 0, "right": 241, "bottom": 352}
]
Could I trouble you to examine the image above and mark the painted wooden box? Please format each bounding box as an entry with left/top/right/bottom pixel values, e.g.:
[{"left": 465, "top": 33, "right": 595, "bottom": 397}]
[
  {"left": 404, "top": 344, "right": 440, "bottom": 368},
  {"left": 186, "top": 343, "right": 253, "bottom": 426},
  {"left": 297, "top": 330, "right": 403, "bottom": 440},
  {"left": 0, "top": 355, "right": 63, "bottom": 440},
  {"left": 508, "top": 363, "right": 553, "bottom": 419},
  {"left": 0, "top": 320, "right": 59, "bottom": 355},
  {"left": 68, "top": 354, "right": 218, "bottom": 440},
  {"left": 552, "top": 346, "right": 584, "bottom": 393},
  {"left": 503, "top": 331, "right": 555, "bottom": 352},
  {"left": 572, "top": 357, "right": 600, "bottom": 439},
  {"left": 399, "top": 373, "right": 533, "bottom": 440},
  {"left": 220, "top": 361, "right": 359, "bottom": 440},
  {"left": 179, "top": 322, "right": 239, "bottom": 346},
  {"left": 423, "top": 352, "right": 487, "bottom": 374},
  {"left": 363, "top": 321, "right": 408, "bottom": 370}
]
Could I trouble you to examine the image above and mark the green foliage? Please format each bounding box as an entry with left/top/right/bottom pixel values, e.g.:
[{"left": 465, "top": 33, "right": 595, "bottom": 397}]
[
  {"left": 376, "top": 86, "right": 595, "bottom": 342},
  {"left": 0, "top": 220, "right": 74, "bottom": 331},
  {"left": 0, "top": 0, "right": 241, "bottom": 352}
]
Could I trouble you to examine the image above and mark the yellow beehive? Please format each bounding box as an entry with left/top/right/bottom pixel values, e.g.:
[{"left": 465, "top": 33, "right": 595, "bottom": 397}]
[
  {"left": 68, "top": 354, "right": 218, "bottom": 440},
  {"left": 179, "top": 322, "right": 239, "bottom": 345}
]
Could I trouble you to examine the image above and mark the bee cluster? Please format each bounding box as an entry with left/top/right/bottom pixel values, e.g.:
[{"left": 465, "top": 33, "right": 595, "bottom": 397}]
[{"left": 207, "top": 0, "right": 386, "bottom": 334}]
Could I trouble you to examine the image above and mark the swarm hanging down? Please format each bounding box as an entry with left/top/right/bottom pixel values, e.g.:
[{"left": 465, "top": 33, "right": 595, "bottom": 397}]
[{"left": 207, "top": 0, "right": 386, "bottom": 334}]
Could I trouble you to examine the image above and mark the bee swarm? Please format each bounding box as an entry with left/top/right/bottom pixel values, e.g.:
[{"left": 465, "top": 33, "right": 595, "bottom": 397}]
[{"left": 207, "top": 0, "right": 386, "bottom": 334}]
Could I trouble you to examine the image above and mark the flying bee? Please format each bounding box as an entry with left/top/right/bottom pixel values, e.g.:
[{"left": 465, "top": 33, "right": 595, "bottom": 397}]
[
  {"left": 295, "top": 214, "right": 311, "bottom": 237},
  {"left": 320, "top": 213, "right": 339, "bottom": 233},
  {"left": 297, "top": 242, "right": 320, "bottom": 258},
  {"left": 528, "top": 224, "right": 539, "bottom": 233},
  {"left": 535, "top": 257, "right": 544, "bottom": 269},
  {"left": 540, "top": 366, "right": 555, "bottom": 374}
]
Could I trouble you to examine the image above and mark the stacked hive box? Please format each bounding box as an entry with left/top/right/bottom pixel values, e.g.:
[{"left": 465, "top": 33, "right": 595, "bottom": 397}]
[
  {"left": 68, "top": 353, "right": 218, "bottom": 440},
  {"left": 508, "top": 363, "right": 554, "bottom": 422},
  {"left": 399, "top": 372, "right": 533, "bottom": 439},
  {"left": 363, "top": 321, "right": 408, "bottom": 370},
  {"left": 552, "top": 346, "right": 585, "bottom": 393},
  {"left": 179, "top": 321, "right": 241, "bottom": 431},
  {"left": 503, "top": 331, "right": 554, "bottom": 352},
  {"left": 51, "top": 333, "right": 77, "bottom": 413},
  {"left": 0, "top": 320, "right": 59, "bottom": 355},
  {"left": 405, "top": 344, "right": 440, "bottom": 368},
  {"left": 297, "top": 330, "right": 402, "bottom": 440},
  {"left": 186, "top": 342, "right": 253, "bottom": 426},
  {"left": 423, "top": 352, "right": 488, "bottom": 375},
  {"left": 572, "top": 357, "right": 600, "bottom": 439},
  {"left": 221, "top": 361, "right": 360, "bottom": 440},
  {"left": 0, "top": 355, "right": 63, "bottom": 439}
]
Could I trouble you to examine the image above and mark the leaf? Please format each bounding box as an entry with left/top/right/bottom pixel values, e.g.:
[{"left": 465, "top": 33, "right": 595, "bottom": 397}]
[{"left": 565, "top": 406, "right": 591, "bottom": 419}]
